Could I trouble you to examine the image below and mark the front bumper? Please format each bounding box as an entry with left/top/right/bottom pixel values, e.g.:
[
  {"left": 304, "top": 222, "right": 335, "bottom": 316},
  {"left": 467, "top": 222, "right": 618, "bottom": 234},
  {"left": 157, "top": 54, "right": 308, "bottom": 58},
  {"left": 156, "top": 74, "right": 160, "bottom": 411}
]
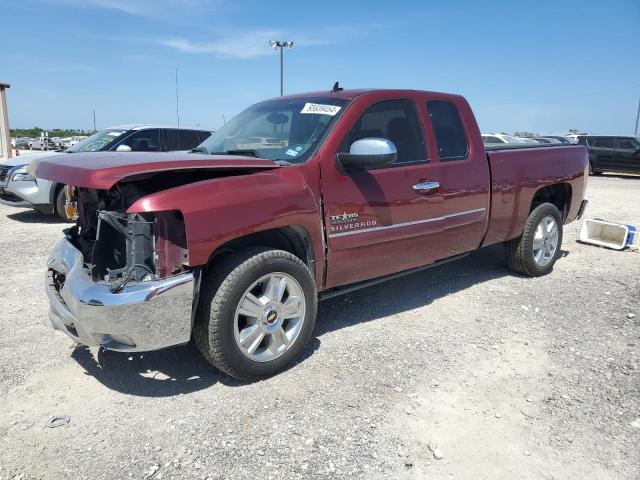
[
  {"left": 0, "top": 165, "right": 30, "bottom": 207},
  {"left": 576, "top": 199, "right": 588, "bottom": 221},
  {"left": 45, "top": 239, "right": 195, "bottom": 352},
  {"left": 1, "top": 175, "right": 53, "bottom": 211},
  {"left": 0, "top": 187, "right": 31, "bottom": 207}
]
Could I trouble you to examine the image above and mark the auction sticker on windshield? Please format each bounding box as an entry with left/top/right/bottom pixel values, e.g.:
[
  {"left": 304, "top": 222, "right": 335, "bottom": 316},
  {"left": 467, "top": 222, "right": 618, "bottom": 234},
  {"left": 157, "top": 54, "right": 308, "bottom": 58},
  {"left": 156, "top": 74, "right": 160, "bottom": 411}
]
[{"left": 300, "top": 103, "right": 342, "bottom": 116}]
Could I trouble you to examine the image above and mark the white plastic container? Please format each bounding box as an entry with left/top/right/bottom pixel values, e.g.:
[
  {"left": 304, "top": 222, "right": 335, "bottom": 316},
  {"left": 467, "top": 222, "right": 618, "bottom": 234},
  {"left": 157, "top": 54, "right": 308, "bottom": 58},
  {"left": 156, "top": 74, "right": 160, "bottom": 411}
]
[{"left": 579, "top": 219, "right": 638, "bottom": 250}]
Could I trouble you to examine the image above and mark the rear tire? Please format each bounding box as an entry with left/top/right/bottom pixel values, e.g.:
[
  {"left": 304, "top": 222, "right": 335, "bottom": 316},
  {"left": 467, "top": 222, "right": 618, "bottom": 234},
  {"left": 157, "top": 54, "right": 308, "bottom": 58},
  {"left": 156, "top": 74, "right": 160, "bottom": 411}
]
[
  {"left": 589, "top": 162, "right": 602, "bottom": 175},
  {"left": 54, "top": 187, "right": 73, "bottom": 222},
  {"left": 505, "top": 203, "right": 563, "bottom": 277},
  {"left": 194, "top": 247, "right": 317, "bottom": 381}
]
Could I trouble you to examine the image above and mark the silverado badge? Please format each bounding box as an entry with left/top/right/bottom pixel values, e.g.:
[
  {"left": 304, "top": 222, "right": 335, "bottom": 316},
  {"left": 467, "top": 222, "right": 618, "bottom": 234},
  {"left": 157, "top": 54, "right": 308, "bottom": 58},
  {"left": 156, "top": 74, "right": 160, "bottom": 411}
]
[{"left": 329, "top": 212, "right": 377, "bottom": 233}]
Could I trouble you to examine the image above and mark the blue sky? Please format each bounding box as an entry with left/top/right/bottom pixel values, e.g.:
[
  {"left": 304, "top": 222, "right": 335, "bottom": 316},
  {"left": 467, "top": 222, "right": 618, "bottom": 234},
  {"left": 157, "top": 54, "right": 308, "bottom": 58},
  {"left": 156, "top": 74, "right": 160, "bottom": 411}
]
[{"left": 2, "top": 0, "right": 639, "bottom": 135}]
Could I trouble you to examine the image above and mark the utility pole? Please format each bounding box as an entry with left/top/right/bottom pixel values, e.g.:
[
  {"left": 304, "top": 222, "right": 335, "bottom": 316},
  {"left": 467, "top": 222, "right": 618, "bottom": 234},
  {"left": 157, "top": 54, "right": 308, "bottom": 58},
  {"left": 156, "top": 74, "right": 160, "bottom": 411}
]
[
  {"left": 269, "top": 40, "right": 294, "bottom": 96},
  {"left": 92, "top": 109, "right": 96, "bottom": 132},
  {"left": 635, "top": 97, "right": 639, "bottom": 136},
  {"left": 175, "top": 68, "right": 180, "bottom": 129}
]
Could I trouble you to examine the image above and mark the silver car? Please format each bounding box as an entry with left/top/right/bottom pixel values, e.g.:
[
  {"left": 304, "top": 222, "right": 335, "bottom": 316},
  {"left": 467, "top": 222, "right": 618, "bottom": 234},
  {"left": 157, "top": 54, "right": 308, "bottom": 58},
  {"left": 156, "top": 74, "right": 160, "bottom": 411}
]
[{"left": 0, "top": 125, "right": 213, "bottom": 220}]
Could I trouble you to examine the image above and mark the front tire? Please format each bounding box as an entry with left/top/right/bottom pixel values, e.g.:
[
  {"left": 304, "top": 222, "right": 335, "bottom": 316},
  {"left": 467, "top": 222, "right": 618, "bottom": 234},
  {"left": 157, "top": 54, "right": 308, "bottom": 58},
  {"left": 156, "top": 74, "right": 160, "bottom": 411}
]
[
  {"left": 54, "top": 187, "right": 74, "bottom": 222},
  {"left": 195, "top": 247, "right": 317, "bottom": 381},
  {"left": 505, "top": 203, "right": 563, "bottom": 277}
]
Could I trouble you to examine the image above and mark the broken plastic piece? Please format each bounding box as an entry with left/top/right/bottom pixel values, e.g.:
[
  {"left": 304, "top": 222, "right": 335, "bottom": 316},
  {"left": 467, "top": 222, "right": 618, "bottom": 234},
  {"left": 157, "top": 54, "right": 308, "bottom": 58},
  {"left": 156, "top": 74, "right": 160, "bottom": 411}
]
[{"left": 45, "top": 415, "right": 70, "bottom": 428}]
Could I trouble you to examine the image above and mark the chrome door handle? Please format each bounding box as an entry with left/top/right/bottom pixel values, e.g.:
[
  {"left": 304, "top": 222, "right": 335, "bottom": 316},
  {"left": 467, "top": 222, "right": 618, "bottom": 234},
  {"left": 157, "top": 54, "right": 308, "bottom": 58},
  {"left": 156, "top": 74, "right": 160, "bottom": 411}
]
[{"left": 412, "top": 181, "right": 440, "bottom": 194}]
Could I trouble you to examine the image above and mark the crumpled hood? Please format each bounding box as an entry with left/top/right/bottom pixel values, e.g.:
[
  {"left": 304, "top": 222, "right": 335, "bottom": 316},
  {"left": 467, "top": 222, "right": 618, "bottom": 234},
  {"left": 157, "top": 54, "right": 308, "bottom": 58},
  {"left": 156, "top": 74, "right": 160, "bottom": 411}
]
[{"left": 34, "top": 151, "right": 280, "bottom": 190}]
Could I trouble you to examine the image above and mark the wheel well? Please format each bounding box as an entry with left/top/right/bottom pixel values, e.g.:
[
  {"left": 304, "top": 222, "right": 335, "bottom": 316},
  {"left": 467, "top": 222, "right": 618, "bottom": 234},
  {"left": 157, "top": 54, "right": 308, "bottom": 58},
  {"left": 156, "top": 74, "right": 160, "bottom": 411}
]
[
  {"left": 530, "top": 183, "right": 572, "bottom": 220},
  {"left": 205, "top": 227, "right": 315, "bottom": 275}
]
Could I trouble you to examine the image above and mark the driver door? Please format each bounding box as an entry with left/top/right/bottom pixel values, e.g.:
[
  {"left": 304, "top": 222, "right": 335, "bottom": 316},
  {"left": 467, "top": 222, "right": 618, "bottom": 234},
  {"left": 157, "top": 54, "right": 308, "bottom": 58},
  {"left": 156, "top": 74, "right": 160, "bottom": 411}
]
[{"left": 320, "top": 94, "right": 489, "bottom": 289}]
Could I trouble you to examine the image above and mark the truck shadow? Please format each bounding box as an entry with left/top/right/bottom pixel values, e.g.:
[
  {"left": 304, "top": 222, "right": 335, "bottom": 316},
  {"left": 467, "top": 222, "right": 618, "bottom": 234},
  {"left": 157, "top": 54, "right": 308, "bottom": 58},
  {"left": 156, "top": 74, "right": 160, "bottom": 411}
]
[
  {"left": 71, "top": 336, "right": 322, "bottom": 397},
  {"left": 70, "top": 244, "right": 561, "bottom": 396},
  {"left": 7, "top": 209, "right": 66, "bottom": 224},
  {"left": 311, "top": 245, "right": 515, "bottom": 340},
  {"left": 597, "top": 173, "right": 640, "bottom": 180},
  {"left": 71, "top": 343, "right": 232, "bottom": 396}
]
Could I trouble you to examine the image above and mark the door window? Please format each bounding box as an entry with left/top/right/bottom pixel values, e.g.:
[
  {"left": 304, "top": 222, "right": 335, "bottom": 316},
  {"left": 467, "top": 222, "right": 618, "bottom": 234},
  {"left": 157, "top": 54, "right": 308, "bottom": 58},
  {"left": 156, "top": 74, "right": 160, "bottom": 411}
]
[
  {"left": 591, "top": 137, "right": 615, "bottom": 148},
  {"left": 342, "top": 99, "right": 427, "bottom": 165},
  {"left": 427, "top": 101, "right": 469, "bottom": 161},
  {"left": 124, "top": 129, "right": 162, "bottom": 152}
]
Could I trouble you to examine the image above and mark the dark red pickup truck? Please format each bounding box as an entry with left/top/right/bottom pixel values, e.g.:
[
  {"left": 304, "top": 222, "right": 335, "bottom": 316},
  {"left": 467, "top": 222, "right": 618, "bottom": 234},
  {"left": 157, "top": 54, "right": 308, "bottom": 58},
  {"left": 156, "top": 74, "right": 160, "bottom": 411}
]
[{"left": 38, "top": 88, "right": 588, "bottom": 380}]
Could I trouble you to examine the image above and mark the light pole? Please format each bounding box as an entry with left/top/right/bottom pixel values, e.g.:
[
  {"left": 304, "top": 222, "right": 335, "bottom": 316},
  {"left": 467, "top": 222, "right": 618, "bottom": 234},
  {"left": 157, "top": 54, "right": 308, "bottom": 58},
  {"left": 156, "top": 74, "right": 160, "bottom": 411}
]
[
  {"left": 635, "top": 97, "right": 639, "bottom": 136},
  {"left": 269, "top": 40, "right": 294, "bottom": 96}
]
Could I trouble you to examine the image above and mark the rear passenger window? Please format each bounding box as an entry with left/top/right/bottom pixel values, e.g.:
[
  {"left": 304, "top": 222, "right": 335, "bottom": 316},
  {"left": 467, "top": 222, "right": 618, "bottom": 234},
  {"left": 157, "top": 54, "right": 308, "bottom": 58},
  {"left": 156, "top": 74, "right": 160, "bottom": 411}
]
[
  {"left": 125, "top": 129, "right": 162, "bottom": 152},
  {"left": 179, "top": 130, "right": 201, "bottom": 150},
  {"left": 163, "top": 129, "right": 181, "bottom": 151},
  {"left": 427, "top": 101, "right": 469, "bottom": 161},
  {"left": 342, "top": 99, "right": 427, "bottom": 165},
  {"left": 164, "top": 129, "right": 207, "bottom": 151},
  {"left": 591, "top": 137, "right": 615, "bottom": 148}
]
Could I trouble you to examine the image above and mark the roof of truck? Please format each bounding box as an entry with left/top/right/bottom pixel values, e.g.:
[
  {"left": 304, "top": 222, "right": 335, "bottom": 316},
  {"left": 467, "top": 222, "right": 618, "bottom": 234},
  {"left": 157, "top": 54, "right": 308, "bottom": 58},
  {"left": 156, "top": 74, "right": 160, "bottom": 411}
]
[{"left": 269, "top": 88, "right": 463, "bottom": 102}]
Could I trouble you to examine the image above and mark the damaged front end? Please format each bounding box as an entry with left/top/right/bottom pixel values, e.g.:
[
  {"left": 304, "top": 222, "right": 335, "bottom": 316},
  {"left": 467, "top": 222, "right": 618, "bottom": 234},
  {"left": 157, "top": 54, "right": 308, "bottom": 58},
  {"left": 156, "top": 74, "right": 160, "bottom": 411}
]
[
  {"left": 45, "top": 184, "right": 196, "bottom": 352},
  {"left": 67, "top": 184, "right": 190, "bottom": 287}
]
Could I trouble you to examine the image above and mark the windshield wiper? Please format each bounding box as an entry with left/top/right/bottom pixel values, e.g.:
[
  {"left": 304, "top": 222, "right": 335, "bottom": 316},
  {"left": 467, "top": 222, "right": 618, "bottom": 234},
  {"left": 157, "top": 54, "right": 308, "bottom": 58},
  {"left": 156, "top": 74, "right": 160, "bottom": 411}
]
[
  {"left": 197, "top": 149, "right": 291, "bottom": 164},
  {"left": 205, "top": 149, "right": 259, "bottom": 157},
  {"left": 191, "top": 146, "right": 207, "bottom": 153},
  {"left": 224, "top": 149, "right": 258, "bottom": 157}
]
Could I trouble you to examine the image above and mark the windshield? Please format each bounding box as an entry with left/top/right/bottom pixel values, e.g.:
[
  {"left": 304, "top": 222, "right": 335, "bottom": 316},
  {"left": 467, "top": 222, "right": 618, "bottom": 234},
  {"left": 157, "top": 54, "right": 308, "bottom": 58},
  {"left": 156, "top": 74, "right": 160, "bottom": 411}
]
[
  {"left": 197, "top": 97, "right": 349, "bottom": 163},
  {"left": 66, "top": 129, "right": 127, "bottom": 153}
]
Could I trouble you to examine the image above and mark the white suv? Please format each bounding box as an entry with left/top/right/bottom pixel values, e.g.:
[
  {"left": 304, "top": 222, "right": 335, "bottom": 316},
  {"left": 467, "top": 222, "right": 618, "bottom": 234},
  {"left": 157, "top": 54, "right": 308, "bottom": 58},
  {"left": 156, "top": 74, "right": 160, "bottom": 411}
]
[{"left": 0, "top": 125, "right": 213, "bottom": 220}]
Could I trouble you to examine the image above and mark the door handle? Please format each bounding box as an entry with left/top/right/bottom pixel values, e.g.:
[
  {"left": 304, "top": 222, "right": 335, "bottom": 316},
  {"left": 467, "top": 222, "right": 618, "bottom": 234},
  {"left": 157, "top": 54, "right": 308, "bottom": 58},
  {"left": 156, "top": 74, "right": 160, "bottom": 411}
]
[{"left": 412, "top": 181, "right": 440, "bottom": 194}]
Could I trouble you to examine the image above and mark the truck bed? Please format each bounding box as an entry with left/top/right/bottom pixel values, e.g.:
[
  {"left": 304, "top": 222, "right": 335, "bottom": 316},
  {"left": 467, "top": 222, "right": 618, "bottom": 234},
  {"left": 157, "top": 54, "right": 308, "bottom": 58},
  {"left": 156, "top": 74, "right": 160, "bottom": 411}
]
[
  {"left": 483, "top": 143, "right": 571, "bottom": 151},
  {"left": 481, "top": 144, "right": 588, "bottom": 247}
]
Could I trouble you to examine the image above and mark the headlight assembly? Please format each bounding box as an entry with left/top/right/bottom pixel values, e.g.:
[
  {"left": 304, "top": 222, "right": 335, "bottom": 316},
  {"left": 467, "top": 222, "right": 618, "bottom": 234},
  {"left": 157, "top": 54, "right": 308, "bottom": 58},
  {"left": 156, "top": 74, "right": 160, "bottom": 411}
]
[{"left": 12, "top": 171, "right": 35, "bottom": 182}]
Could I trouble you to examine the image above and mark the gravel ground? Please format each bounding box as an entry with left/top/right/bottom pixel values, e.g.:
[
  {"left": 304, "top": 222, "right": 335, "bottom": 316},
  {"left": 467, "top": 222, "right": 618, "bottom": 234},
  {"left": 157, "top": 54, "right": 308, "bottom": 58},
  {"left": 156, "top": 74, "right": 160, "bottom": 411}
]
[{"left": 0, "top": 174, "right": 638, "bottom": 480}]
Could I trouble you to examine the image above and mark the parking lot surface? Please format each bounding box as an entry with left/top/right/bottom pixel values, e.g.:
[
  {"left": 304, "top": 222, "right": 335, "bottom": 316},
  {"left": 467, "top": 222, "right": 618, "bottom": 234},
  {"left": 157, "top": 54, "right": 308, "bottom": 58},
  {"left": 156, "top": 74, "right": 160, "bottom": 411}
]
[{"left": 0, "top": 175, "right": 638, "bottom": 480}]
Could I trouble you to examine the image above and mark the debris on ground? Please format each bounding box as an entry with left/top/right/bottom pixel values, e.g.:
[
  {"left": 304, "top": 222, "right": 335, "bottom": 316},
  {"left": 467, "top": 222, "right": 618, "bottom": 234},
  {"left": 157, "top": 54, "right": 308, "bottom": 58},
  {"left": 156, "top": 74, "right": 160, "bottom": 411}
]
[{"left": 45, "top": 416, "right": 70, "bottom": 428}]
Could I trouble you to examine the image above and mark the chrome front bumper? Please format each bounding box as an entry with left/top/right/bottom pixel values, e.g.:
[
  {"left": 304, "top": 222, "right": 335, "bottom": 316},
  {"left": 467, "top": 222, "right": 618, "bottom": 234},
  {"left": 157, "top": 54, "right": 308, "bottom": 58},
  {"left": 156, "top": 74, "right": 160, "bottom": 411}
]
[{"left": 45, "top": 239, "right": 195, "bottom": 352}]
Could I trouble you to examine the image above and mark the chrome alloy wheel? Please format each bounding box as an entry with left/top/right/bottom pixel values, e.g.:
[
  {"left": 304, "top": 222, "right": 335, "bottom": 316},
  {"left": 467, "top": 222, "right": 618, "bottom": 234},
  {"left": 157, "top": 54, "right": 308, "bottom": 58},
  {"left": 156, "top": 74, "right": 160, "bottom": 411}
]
[
  {"left": 532, "top": 215, "right": 559, "bottom": 267},
  {"left": 233, "top": 272, "right": 306, "bottom": 362}
]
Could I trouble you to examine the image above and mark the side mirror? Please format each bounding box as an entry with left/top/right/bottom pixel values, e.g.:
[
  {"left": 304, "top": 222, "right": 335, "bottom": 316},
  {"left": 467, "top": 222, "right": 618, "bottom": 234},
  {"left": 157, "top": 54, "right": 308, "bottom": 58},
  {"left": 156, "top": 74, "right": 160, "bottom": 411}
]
[
  {"left": 337, "top": 138, "right": 397, "bottom": 171},
  {"left": 116, "top": 144, "right": 132, "bottom": 152}
]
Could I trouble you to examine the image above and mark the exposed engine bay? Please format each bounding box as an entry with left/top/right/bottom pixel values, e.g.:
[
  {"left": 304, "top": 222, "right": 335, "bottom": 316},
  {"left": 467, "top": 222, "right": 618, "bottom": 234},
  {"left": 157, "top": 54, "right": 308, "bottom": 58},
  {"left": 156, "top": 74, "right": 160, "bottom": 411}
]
[{"left": 65, "top": 174, "right": 198, "bottom": 292}]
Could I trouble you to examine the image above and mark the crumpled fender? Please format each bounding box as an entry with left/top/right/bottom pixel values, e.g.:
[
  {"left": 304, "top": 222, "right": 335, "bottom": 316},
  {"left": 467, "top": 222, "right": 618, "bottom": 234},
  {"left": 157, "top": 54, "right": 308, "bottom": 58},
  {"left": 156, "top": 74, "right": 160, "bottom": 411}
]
[{"left": 126, "top": 167, "right": 323, "bottom": 269}]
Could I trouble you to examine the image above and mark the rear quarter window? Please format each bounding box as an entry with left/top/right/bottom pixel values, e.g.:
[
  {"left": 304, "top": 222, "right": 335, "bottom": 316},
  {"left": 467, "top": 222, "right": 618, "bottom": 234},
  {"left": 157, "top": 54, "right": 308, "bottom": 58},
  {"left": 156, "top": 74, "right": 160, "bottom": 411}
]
[
  {"left": 617, "top": 137, "right": 640, "bottom": 149},
  {"left": 198, "top": 131, "right": 212, "bottom": 143},
  {"left": 427, "top": 101, "right": 469, "bottom": 161}
]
